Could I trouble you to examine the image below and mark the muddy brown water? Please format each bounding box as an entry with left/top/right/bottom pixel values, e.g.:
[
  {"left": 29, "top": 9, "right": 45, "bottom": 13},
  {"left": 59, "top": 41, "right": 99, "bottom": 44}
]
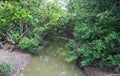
[{"left": 21, "top": 39, "right": 86, "bottom": 76}]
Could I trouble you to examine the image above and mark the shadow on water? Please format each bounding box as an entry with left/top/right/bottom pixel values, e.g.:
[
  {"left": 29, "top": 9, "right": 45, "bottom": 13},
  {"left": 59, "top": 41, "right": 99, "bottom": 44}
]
[{"left": 21, "top": 39, "right": 86, "bottom": 76}]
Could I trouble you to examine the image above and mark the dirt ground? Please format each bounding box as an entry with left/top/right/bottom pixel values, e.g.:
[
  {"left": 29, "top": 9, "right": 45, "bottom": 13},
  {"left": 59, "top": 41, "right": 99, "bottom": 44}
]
[{"left": 0, "top": 43, "right": 32, "bottom": 76}]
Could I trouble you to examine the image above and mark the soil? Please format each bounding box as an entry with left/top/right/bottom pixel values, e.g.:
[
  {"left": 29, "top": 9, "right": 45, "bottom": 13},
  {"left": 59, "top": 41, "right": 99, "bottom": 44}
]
[
  {"left": 0, "top": 43, "right": 32, "bottom": 76},
  {"left": 84, "top": 66, "right": 112, "bottom": 76},
  {"left": 82, "top": 64, "right": 120, "bottom": 76}
]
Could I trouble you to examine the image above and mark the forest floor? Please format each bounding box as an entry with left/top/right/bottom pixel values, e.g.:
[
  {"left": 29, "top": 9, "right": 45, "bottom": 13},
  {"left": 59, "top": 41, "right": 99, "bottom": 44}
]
[{"left": 0, "top": 43, "right": 32, "bottom": 76}]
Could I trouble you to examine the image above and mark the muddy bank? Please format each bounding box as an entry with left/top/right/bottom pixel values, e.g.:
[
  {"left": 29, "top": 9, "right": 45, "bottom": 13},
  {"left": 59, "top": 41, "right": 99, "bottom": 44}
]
[
  {"left": 0, "top": 41, "right": 49, "bottom": 76},
  {"left": 76, "top": 58, "right": 120, "bottom": 76},
  {"left": 84, "top": 66, "right": 111, "bottom": 76},
  {"left": 84, "top": 66, "right": 120, "bottom": 76},
  {"left": 0, "top": 49, "right": 32, "bottom": 76}
]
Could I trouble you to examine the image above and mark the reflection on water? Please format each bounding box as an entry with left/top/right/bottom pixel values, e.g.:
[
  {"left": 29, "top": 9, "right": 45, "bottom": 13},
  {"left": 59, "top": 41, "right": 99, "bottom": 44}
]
[{"left": 21, "top": 39, "right": 85, "bottom": 76}]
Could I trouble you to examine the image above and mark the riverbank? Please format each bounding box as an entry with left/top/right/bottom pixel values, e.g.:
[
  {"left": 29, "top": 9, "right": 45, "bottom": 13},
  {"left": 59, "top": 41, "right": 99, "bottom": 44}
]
[
  {"left": 0, "top": 48, "right": 32, "bottom": 76},
  {"left": 0, "top": 41, "right": 49, "bottom": 76},
  {"left": 0, "top": 41, "right": 119, "bottom": 76}
]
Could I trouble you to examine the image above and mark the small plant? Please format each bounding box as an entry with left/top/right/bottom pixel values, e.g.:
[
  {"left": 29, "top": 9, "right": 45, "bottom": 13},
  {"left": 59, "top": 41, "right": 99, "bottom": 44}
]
[{"left": 0, "top": 63, "right": 12, "bottom": 76}]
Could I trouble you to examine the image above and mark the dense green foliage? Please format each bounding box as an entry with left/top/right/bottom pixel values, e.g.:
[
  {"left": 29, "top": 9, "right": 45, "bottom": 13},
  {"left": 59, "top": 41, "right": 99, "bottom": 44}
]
[
  {"left": 0, "top": 0, "right": 67, "bottom": 52},
  {"left": 0, "top": 63, "right": 12, "bottom": 76},
  {"left": 65, "top": 0, "right": 120, "bottom": 67},
  {"left": 0, "top": 0, "right": 120, "bottom": 69}
]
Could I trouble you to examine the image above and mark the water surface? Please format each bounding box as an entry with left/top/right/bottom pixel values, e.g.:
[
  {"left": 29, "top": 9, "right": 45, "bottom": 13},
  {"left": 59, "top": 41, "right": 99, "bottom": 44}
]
[{"left": 22, "top": 39, "right": 85, "bottom": 76}]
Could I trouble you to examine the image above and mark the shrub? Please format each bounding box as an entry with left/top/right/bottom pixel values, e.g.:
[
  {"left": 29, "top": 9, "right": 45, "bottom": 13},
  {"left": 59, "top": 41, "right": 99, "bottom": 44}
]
[
  {"left": 18, "top": 37, "right": 41, "bottom": 52},
  {"left": 0, "top": 63, "right": 12, "bottom": 76},
  {"left": 65, "top": 0, "right": 120, "bottom": 67},
  {"left": 0, "top": 0, "right": 68, "bottom": 53}
]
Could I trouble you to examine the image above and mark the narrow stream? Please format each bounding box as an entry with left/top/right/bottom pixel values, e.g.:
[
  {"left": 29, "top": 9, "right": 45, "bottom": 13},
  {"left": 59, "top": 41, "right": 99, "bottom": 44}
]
[{"left": 21, "top": 39, "right": 85, "bottom": 76}]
